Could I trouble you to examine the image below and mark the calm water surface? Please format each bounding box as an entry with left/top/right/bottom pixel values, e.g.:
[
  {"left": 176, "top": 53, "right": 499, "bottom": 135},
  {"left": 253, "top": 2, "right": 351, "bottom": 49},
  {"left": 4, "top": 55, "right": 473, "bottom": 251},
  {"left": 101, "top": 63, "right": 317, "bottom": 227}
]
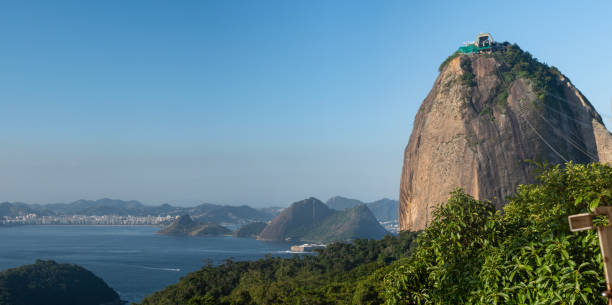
[{"left": 0, "top": 225, "right": 293, "bottom": 303}]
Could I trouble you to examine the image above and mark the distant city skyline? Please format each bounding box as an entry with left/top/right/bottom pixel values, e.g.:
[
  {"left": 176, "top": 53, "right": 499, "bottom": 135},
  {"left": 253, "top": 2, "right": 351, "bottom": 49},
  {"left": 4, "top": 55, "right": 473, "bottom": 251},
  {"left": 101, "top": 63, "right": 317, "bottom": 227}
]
[{"left": 1, "top": 1, "right": 611, "bottom": 207}]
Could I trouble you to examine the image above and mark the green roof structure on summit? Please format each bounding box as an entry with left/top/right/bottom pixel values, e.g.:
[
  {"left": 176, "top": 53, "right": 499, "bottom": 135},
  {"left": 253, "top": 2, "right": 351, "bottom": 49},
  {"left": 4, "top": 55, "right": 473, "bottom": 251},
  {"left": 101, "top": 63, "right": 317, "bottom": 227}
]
[{"left": 458, "top": 33, "right": 494, "bottom": 54}]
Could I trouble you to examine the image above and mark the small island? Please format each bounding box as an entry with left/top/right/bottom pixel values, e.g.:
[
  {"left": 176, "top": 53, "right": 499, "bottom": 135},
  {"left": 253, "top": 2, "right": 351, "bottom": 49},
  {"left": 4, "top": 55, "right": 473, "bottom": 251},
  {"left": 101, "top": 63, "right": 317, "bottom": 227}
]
[{"left": 157, "top": 215, "right": 231, "bottom": 236}]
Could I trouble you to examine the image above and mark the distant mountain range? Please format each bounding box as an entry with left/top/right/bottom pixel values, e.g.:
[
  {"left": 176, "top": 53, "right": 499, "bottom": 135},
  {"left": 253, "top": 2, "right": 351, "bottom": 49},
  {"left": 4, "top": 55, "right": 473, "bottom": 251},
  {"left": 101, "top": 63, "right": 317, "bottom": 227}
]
[
  {"left": 0, "top": 196, "right": 399, "bottom": 231},
  {"left": 258, "top": 197, "right": 389, "bottom": 243},
  {"left": 325, "top": 196, "right": 398, "bottom": 222},
  {"left": 0, "top": 198, "right": 278, "bottom": 225}
]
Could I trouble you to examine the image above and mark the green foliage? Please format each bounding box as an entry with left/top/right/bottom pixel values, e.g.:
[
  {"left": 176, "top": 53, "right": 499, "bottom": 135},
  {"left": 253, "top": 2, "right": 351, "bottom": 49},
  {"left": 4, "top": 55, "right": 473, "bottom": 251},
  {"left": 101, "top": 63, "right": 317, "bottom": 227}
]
[
  {"left": 137, "top": 232, "right": 419, "bottom": 305},
  {"left": 495, "top": 89, "right": 509, "bottom": 112},
  {"left": 188, "top": 295, "right": 215, "bottom": 305},
  {"left": 0, "top": 260, "right": 120, "bottom": 305},
  {"left": 459, "top": 57, "right": 475, "bottom": 87},
  {"left": 384, "top": 162, "right": 612, "bottom": 304},
  {"left": 593, "top": 215, "right": 609, "bottom": 228},
  {"left": 492, "top": 42, "right": 564, "bottom": 106},
  {"left": 439, "top": 52, "right": 460, "bottom": 72},
  {"left": 479, "top": 106, "right": 494, "bottom": 121},
  {"left": 139, "top": 163, "right": 612, "bottom": 305}
]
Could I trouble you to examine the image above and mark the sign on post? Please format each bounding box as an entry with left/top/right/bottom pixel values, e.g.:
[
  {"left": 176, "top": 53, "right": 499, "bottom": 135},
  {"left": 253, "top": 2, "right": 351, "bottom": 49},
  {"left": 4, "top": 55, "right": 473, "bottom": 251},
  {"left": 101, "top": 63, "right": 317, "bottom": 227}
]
[{"left": 569, "top": 206, "right": 612, "bottom": 305}]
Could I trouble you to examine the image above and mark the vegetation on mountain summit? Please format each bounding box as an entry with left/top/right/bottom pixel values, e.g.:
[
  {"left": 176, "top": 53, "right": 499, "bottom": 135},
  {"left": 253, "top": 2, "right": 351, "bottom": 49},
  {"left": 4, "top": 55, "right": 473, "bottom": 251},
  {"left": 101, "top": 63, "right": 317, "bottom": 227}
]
[{"left": 440, "top": 42, "right": 569, "bottom": 110}]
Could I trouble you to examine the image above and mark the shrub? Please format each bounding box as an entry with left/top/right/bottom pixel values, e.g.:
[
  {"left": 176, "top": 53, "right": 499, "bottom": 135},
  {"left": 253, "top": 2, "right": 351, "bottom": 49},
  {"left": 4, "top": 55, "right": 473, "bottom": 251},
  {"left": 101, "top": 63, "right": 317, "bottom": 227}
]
[
  {"left": 439, "top": 52, "right": 460, "bottom": 72},
  {"left": 460, "top": 57, "right": 475, "bottom": 87},
  {"left": 384, "top": 162, "right": 612, "bottom": 305}
]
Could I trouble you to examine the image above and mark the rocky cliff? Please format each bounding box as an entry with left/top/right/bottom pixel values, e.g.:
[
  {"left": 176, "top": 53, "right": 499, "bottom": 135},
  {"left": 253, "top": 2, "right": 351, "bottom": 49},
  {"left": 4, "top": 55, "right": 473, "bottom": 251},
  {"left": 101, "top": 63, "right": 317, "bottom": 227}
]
[{"left": 399, "top": 43, "right": 612, "bottom": 232}]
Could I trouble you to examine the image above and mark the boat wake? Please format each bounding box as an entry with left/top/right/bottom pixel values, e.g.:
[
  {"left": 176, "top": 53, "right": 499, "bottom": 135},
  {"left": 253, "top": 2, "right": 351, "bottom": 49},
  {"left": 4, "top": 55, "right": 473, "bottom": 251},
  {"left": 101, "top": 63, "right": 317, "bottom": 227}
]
[{"left": 142, "top": 266, "right": 181, "bottom": 272}]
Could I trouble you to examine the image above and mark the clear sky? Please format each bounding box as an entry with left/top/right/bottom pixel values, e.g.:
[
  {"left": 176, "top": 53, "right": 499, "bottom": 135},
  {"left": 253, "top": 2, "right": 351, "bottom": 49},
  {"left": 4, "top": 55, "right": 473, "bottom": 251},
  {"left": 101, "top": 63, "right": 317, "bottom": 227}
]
[{"left": 1, "top": 1, "right": 611, "bottom": 207}]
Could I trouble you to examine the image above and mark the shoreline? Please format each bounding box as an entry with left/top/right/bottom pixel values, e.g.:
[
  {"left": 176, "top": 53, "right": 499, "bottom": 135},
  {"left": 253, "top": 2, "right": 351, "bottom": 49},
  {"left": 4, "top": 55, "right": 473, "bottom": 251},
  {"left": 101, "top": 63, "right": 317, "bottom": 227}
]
[{"left": 1, "top": 224, "right": 160, "bottom": 227}]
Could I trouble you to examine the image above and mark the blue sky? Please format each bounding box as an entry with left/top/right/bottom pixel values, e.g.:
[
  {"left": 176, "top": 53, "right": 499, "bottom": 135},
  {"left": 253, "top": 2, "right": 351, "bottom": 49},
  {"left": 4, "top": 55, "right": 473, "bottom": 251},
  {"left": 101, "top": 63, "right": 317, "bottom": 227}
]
[{"left": 1, "top": 1, "right": 611, "bottom": 206}]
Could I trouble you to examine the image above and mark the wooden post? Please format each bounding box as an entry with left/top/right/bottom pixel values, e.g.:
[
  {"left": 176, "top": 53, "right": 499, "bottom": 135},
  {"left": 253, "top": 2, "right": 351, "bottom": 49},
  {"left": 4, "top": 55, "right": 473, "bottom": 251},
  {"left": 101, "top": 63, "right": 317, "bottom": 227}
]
[{"left": 569, "top": 206, "right": 612, "bottom": 305}]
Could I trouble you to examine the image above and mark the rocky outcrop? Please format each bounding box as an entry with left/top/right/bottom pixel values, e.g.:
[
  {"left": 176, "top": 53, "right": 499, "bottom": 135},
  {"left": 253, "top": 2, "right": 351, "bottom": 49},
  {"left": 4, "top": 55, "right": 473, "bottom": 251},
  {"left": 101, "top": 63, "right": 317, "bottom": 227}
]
[{"left": 399, "top": 43, "right": 612, "bottom": 232}]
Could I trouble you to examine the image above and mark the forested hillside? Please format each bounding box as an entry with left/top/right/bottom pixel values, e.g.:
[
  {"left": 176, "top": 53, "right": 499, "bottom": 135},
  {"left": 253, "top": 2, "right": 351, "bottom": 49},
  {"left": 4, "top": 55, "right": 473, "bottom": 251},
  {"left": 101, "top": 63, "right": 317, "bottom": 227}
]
[
  {"left": 137, "top": 162, "right": 612, "bottom": 305},
  {"left": 0, "top": 260, "right": 122, "bottom": 305},
  {"left": 137, "top": 231, "right": 418, "bottom": 304}
]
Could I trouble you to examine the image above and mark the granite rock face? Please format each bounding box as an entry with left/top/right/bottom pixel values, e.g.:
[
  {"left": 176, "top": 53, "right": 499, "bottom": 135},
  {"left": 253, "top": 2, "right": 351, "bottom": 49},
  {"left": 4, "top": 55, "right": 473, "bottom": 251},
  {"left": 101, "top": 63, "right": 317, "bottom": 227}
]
[{"left": 399, "top": 50, "right": 612, "bottom": 232}]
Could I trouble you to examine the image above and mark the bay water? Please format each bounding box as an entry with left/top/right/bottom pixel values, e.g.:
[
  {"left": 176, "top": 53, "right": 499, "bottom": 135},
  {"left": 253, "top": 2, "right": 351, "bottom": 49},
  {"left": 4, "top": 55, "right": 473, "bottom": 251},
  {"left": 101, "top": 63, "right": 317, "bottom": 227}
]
[{"left": 0, "top": 225, "right": 293, "bottom": 303}]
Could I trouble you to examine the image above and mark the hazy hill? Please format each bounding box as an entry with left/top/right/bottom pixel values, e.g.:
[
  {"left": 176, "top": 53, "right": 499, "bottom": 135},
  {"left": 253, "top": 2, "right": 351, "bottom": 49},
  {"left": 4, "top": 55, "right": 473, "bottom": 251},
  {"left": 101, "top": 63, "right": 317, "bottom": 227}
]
[
  {"left": 259, "top": 198, "right": 389, "bottom": 243},
  {"left": 366, "top": 198, "right": 399, "bottom": 222},
  {"left": 303, "top": 204, "right": 388, "bottom": 243},
  {"left": 258, "top": 198, "right": 335, "bottom": 242},
  {"left": 324, "top": 196, "right": 398, "bottom": 222},
  {"left": 157, "top": 215, "right": 231, "bottom": 236},
  {"left": 233, "top": 222, "right": 268, "bottom": 238},
  {"left": 191, "top": 205, "right": 272, "bottom": 224},
  {"left": 0, "top": 260, "right": 122, "bottom": 305},
  {"left": 325, "top": 196, "right": 363, "bottom": 211},
  {"left": 39, "top": 198, "right": 147, "bottom": 215},
  {"left": 0, "top": 202, "right": 39, "bottom": 217}
]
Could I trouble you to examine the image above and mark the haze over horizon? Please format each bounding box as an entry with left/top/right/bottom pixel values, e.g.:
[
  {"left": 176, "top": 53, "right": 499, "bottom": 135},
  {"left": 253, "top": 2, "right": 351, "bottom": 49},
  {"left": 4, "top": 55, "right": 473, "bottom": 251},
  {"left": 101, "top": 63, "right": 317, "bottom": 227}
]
[
  {"left": 1, "top": 1, "right": 611, "bottom": 207},
  {"left": 2, "top": 195, "right": 394, "bottom": 208}
]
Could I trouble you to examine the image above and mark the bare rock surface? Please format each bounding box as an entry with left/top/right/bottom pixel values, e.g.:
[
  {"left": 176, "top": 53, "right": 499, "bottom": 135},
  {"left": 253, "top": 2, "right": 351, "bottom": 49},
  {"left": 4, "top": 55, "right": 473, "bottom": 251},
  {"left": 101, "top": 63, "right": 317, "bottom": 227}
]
[{"left": 399, "top": 46, "right": 612, "bottom": 232}]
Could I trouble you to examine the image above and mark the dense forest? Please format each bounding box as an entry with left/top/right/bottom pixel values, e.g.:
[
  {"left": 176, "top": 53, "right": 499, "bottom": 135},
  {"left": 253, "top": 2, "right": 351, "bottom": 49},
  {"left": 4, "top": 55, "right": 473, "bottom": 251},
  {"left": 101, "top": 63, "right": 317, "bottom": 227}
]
[
  {"left": 138, "top": 162, "right": 612, "bottom": 305},
  {"left": 0, "top": 259, "right": 122, "bottom": 305},
  {"left": 137, "top": 231, "right": 419, "bottom": 304},
  {"left": 385, "top": 162, "right": 611, "bottom": 304}
]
